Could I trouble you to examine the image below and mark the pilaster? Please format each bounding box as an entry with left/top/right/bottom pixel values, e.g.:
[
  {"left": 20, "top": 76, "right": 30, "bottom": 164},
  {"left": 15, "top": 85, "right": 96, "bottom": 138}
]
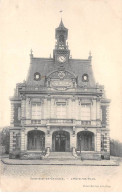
[
  {"left": 91, "top": 99, "right": 96, "bottom": 120},
  {"left": 25, "top": 133, "right": 28, "bottom": 150},
  {"left": 96, "top": 129, "right": 101, "bottom": 152},
  {"left": 21, "top": 130, "right": 25, "bottom": 151},
  {"left": 70, "top": 127, "right": 76, "bottom": 149},
  {"left": 10, "top": 103, "right": 14, "bottom": 125},
  {"left": 106, "top": 106, "right": 110, "bottom": 127},
  {"left": 96, "top": 99, "right": 101, "bottom": 120},
  {"left": 9, "top": 131, "right": 14, "bottom": 152},
  {"left": 45, "top": 126, "right": 52, "bottom": 149},
  {"left": 26, "top": 97, "right": 31, "bottom": 119},
  {"left": 21, "top": 98, "right": 26, "bottom": 118}
]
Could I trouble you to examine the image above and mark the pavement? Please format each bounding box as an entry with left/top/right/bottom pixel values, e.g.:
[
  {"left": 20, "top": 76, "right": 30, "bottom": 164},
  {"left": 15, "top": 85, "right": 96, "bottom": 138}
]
[{"left": 1, "top": 156, "right": 119, "bottom": 166}]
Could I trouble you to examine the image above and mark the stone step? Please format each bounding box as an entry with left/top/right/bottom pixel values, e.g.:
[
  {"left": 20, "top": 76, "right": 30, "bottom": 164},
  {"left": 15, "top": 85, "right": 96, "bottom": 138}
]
[
  {"left": 45, "top": 158, "right": 77, "bottom": 161},
  {"left": 47, "top": 152, "right": 76, "bottom": 159},
  {"left": 49, "top": 152, "right": 72, "bottom": 156}
]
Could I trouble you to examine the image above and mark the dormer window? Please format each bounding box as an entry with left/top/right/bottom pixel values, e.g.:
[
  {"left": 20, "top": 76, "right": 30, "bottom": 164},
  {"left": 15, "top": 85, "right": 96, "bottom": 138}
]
[
  {"left": 34, "top": 72, "right": 41, "bottom": 81},
  {"left": 82, "top": 74, "right": 89, "bottom": 82}
]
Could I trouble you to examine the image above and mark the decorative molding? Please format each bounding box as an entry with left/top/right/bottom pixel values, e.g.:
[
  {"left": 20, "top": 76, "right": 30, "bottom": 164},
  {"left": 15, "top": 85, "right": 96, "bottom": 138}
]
[{"left": 21, "top": 94, "right": 26, "bottom": 100}]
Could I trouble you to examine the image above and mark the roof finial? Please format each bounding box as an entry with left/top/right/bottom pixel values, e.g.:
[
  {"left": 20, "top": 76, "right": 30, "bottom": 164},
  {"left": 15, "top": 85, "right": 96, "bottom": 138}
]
[
  {"left": 89, "top": 50, "right": 91, "bottom": 56},
  {"left": 88, "top": 50, "right": 92, "bottom": 64},
  {"left": 30, "top": 49, "right": 33, "bottom": 54},
  {"left": 30, "top": 49, "right": 33, "bottom": 59},
  {"left": 59, "top": 10, "right": 63, "bottom": 19}
]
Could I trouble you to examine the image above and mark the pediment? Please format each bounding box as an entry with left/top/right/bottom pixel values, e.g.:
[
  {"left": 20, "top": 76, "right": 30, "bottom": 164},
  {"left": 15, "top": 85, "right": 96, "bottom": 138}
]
[
  {"left": 46, "top": 70, "right": 77, "bottom": 91},
  {"left": 47, "top": 70, "right": 77, "bottom": 80}
]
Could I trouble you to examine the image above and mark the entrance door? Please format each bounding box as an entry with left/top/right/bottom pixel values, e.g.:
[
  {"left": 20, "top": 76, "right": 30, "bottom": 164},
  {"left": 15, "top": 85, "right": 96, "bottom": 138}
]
[
  {"left": 55, "top": 134, "right": 66, "bottom": 152},
  {"left": 52, "top": 131, "right": 70, "bottom": 152}
]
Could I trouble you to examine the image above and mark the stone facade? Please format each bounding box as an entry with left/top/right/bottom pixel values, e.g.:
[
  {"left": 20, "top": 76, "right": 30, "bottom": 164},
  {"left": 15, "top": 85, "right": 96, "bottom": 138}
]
[{"left": 9, "top": 20, "right": 110, "bottom": 160}]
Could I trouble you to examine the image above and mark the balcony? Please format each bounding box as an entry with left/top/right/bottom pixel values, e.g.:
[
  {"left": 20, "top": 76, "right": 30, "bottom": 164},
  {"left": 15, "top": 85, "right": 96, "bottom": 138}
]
[
  {"left": 49, "top": 119, "right": 73, "bottom": 124},
  {"left": 76, "top": 120, "right": 91, "bottom": 126},
  {"left": 31, "top": 120, "right": 42, "bottom": 124},
  {"left": 31, "top": 119, "right": 73, "bottom": 125},
  {"left": 31, "top": 119, "right": 101, "bottom": 127},
  {"left": 19, "top": 85, "right": 103, "bottom": 95}
]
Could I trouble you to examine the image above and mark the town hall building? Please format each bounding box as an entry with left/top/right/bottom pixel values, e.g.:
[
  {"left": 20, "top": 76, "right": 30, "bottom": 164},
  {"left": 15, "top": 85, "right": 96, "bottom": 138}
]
[{"left": 9, "top": 20, "right": 110, "bottom": 160}]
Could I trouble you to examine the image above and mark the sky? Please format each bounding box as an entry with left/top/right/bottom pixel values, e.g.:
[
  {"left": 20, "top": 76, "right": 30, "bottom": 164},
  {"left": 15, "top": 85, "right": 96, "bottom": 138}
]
[{"left": 0, "top": 0, "right": 122, "bottom": 141}]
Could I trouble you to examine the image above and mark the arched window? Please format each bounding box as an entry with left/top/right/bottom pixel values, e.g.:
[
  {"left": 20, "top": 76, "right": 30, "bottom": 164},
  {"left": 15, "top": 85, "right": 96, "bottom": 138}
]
[
  {"left": 59, "top": 35, "right": 64, "bottom": 43},
  {"left": 27, "top": 130, "right": 45, "bottom": 151},
  {"left": 77, "top": 131, "right": 94, "bottom": 151}
]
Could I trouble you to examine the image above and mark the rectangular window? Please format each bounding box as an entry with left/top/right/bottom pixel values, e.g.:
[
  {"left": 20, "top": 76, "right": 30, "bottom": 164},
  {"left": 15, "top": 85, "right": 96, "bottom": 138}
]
[
  {"left": 56, "top": 102, "right": 66, "bottom": 119},
  {"left": 16, "top": 134, "right": 21, "bottom": 149},
  {"left": 101, "top": 106, "right": 107, "bottom": 125},
  {"left": 81, "top": 104, "right": 91, "bottom": 120},
  {"left": 18, "top": 107, "right": 21, "bottom": 120},
  {"left": 32, "top": 103, "right": 41, "bottom": 119},
  {"left": 101, "top": 135, "right": 104, "bottom": 151}
]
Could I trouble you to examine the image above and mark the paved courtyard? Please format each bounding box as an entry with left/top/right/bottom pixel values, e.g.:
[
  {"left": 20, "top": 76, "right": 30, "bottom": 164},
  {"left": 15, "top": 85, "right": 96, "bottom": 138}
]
[{"left": 0, "top": 156, "right": 122, "bottom": 192}]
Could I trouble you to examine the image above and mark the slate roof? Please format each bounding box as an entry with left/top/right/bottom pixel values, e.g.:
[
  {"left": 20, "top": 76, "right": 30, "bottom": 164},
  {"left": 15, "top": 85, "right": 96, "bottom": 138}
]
[
  {"left": 26, "top": 57, "right": 96, "bottom": 87},
  {"left": 55, "top": 19, "right": 68, "bottom": 31},
  {"left": 26, "top": 20, "right": 96, "bottom": 88}
]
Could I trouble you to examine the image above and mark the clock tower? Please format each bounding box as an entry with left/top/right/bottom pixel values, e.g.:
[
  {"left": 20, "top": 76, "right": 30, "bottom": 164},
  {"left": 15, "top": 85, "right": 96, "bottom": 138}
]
[{"left": 53, "top": 19, "right": 70, "bottom": 67}]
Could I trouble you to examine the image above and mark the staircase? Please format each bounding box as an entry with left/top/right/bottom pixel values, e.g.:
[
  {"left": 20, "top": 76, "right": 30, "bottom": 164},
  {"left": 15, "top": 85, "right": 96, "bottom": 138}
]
[{"left": 46, "top": 152, "right": 77, "bottom": 160}]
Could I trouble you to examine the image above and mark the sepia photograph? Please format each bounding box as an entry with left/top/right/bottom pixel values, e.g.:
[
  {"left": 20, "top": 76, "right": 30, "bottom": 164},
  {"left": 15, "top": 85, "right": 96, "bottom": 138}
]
[{"left": 0, "top": 0, "right": 122, "bottom": 192}]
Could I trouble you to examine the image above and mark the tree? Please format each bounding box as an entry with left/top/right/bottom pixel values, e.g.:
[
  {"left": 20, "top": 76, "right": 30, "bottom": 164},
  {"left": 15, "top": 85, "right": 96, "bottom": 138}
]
[
  {"left": 1, "top": 126, "right": 10, "bottom": 154},
  {"left": 110, "top": 139, "right": 122, "bottom": 157}
]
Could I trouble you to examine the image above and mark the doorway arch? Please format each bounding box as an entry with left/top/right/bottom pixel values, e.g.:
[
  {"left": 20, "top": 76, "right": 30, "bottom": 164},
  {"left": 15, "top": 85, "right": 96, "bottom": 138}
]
[
  {"left": 77, "top": 131, "right": 95, "bottom": 151},
  {"left": 27, "top": 130, "right": 45, "bottom": 151},
  {"left": 52, "top": 131, "right": 70, "bottom": 152}
]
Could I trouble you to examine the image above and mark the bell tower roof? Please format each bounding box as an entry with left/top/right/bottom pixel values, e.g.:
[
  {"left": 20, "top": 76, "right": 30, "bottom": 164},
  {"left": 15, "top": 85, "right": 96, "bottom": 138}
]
[
  {"left": 54, "top": 19, "right": 70, "bottom": 60},
  {"left": 55, "top": 19, "right": 68, "bottom": 39},
  {"left": 56, "top": 19, "right": 67, "bottom": 30}
]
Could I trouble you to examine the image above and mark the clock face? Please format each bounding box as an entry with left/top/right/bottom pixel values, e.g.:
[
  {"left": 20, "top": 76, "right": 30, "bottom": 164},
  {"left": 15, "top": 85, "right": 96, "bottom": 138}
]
[{"left": 57, "top": 55, "right": 66, "bottom": 63}]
